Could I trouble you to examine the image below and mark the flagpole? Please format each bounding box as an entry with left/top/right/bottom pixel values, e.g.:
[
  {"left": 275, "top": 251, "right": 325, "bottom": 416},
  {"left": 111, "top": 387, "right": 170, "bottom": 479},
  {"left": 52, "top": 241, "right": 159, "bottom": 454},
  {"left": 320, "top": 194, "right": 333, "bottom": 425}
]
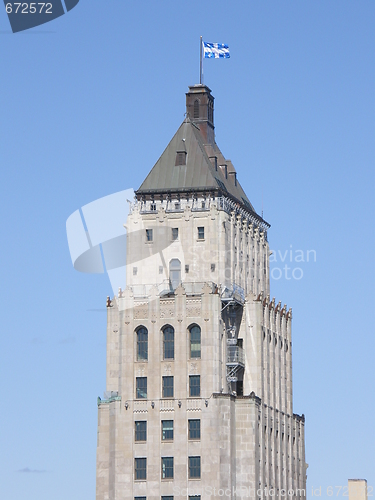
[{"left": 200, "top": 36, "right": 203, "bottom": 84}]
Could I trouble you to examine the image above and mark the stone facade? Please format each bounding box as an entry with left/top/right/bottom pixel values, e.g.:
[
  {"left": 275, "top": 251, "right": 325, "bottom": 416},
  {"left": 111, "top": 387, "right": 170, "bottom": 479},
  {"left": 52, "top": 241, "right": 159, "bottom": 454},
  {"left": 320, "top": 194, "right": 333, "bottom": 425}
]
[{"left": 96, "top": 85, "right": 307, "bottom": 500}]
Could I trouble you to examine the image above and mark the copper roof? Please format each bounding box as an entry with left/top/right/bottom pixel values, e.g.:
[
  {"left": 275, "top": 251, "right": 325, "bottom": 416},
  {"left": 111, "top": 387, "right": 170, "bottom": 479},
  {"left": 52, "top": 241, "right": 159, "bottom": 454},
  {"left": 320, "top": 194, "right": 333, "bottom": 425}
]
[{"left": 136, "top": 117, "right": 256, "bottom": 212}]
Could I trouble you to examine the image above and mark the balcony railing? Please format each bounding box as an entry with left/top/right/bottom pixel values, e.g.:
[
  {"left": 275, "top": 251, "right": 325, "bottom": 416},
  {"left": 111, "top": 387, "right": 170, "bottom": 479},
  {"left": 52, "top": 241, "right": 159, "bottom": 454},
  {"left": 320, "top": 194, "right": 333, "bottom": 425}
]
[
  {"left": 227, "top": 346, "right": 244, "bottom": 366},
  {"left": 128, "top": 280, "right": 217, "bottom": 298},
  {"left": 129, "top": 196, "right": 269, "bottom": 235}
]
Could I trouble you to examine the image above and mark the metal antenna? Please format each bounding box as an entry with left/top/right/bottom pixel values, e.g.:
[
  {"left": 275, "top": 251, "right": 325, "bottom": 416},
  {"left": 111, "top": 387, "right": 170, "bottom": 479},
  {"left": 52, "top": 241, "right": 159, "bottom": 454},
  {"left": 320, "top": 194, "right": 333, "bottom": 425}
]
[{"left": 200, "top": 36, "right": 203, "bottom": 84}]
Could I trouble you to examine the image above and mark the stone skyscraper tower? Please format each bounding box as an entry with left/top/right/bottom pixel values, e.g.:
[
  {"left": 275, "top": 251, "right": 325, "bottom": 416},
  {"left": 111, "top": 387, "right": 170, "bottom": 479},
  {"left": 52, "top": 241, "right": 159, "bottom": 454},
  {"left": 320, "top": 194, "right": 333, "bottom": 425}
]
[{"left": 96, "top": 85, "right": 307, "bottom": 500}]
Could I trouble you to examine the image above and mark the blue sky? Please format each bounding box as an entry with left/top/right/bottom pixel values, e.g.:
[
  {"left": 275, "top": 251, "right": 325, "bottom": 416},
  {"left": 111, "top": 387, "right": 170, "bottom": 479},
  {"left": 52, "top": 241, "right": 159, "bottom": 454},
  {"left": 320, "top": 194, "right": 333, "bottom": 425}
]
[{"left": 0, "top": 1, "right": 374, "bottom": 499}]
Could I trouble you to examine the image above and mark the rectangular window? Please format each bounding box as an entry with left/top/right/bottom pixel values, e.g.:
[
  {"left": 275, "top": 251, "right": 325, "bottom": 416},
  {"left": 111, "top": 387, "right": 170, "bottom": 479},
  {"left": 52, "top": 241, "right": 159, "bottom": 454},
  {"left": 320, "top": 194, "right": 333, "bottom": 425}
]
[
  {"left": 189, "top": 497, "right": 201, "bottom": 500},
  {"left": 197, "top": 227, "right": 204, "bottom": 240},
  {"left": 135, "top": 458, "right": 147, "bottom": 480},
  {"left": 188, "top": 419, "right": 201, "bottom": 440},
  {"left": 136, "top": 377, "right": 147, "bottom": 399},
  {"left": 135, "top": 497, "right": 146, "bottom": 500},
  {"left": 162, "top": 376, "right": 174, "bottom": 398},
  {"left": 162, "top": 497, "right": 173, "bottom": 500},
  {"left": 146, "top": 229, "right": 153, "bottom": 242},
  {"left": 185, "top": 264, "right": 189, "bottom": 273},
  {"left": 162, "top": 420, "right": 174, "bottom": 440},
  {"left": 150, "top": 203, "right": 156, "bottom": 211},
  {"left": 161, "top": 457, "right": 173, "bottom": 479},
  {"left": 135, "top": 421, "right": 147, "bottom": 442},
  {"left": 133, "top": 267, "right": 138, "bottom": 275},
  {"left": 172, "top": 227, "right": 179, "bottom": 240},
  {"left": 159, "top": 265, "right": 164, "bottom": 274},
  {"left": 211, "top": 263, "right": 215, "bottom": 272},
  {"left": 188, "top": 456, "right": 201, "bottom": 479},
  {"left": 189, "top": 375, "right": 200, "bottom": 397}
]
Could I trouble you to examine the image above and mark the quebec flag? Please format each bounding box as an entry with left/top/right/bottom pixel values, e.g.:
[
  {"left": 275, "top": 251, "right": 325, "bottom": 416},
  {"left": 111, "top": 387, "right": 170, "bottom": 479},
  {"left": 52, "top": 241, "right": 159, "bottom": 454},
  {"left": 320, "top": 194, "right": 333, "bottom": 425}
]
[{"left": 203, "top": 42, "right": 230, "bottom": 59}]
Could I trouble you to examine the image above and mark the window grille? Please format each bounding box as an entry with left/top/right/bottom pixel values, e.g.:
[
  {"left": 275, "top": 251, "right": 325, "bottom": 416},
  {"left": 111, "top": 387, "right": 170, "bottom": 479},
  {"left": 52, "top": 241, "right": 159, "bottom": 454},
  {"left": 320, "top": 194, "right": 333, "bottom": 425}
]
[
  {"left": 135, "top": 458, "right": 147, "bottom": 480},
  {"left": 135, "top": 421, "right": 147, "bottom": 441},
  {"left": 162, "top": 376, "right": 174, "bottom": 398},
  {"left": 137, "top": 327, "right": 148, "bottom": 361},
  {"left": 163, "top": 326, "right": 174, "bottom": 359},
  {"left": 188, "top": 456, "right": 201, "bottom": 479},
  {"left": 189, "top": 375, "right": 200, "bottom": 397},
  {"left": 161, "top": 457, "right": 174, "bottom": 479},
  {"left": 162, "top": 420, "right": 173, "bottom": 440},
  {"left": 188, "top": 419, "right": 201, "bottom": 440},
  {"left": 198, "top": 227, "right": 205, "bottom": 240},
  {"left": 136, "top": 377, "right": 147, "bottom": 399},
  {"left": 190, "top": 325, "right": 201, "bottom": 358}
]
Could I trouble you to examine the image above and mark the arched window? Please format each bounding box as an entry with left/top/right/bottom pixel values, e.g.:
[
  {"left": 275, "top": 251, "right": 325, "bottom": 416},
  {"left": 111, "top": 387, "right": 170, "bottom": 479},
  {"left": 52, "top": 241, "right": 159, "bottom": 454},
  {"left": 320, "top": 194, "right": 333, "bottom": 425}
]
[
  {"left": 163, "top": 325, "right": 174, "bottom": 360},
  {"left": 190, "top": 325, "right": 201, "bottom": 359},
  {"left": 136, "top": 327, "right": 148, "bottom": 361},
  {"left": 169, "top": 259, "right": 181, "bottom": 290},
  {"left": 208, "top": 99, "right": 213, "bottom": 123},
  {"left": 193, "top": 99, "right": 199, "bottom": 119}
]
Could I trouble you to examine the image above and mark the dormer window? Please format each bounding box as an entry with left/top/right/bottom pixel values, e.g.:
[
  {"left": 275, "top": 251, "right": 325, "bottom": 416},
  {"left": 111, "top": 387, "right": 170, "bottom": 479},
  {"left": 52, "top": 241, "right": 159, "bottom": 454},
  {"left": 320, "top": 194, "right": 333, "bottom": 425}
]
[{"left": 175, "top": 151, "right": 187, "bottom": 166}]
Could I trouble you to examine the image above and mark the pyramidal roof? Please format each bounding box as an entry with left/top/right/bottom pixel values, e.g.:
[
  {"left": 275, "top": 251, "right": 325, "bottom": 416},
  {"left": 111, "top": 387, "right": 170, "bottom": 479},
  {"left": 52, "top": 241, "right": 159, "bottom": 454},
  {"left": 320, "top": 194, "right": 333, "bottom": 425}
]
[{"left": 136, "top": 85, "right": 267, "bottom": 225}]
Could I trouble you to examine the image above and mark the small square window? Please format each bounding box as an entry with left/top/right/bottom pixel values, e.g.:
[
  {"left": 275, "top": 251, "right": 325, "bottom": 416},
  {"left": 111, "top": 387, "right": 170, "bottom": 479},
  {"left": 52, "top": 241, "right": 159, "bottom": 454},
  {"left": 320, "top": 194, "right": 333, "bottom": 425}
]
[
  {"left": 185, "top": 264, "right": 189, "bottom": 273},
  {"left": 162, "top": 420, "right": 174, "bottom": 441},
  {"left": 162, "top": 376, "right": 174, "bottom": 398},
  {"left": 188, "top": 456, "right": 201, "bottom": 479},
  {"left": 211, "top": 263, "right": 215, "bottom": 272},
  {"left": 175, "top": 151, "right": 187, "bottom": 166},
  {"left": 135, "top": 458, "right": 147, "bottom": 480},
  {"left": 150, "top": 203, "right": 156, "bottom": 211},
  {"left": 136, "top": 377, "right": 147, "bottom": 399},
  {"left": 161, "top": 457, "right": 173, "bottom": 479},
  {"left": 135, "top": 421, "right": 147, "bottom": 442},
  {"left": 159, "top": 266, "right": 164, "bottom": 274},
  {"left": 188, "top": 419, "right": 201, "bottom": 440},
  {"left": 174, "top": 202, "right": 181, "bottom": 210},
  {"left": 146, "top": 229, "right": 153, "bottom": 242},
  {"left": 172, "top": 228, "right": 179, "bottom": 240},
  {"left": 189, "top": 375, "right": 200, "bottom": 397},
  {"left": 197, "top": 227, "right": 204, "bottom": 240},
  {"left": 133, "top": 267, "right": 138, "bottom": 276}
]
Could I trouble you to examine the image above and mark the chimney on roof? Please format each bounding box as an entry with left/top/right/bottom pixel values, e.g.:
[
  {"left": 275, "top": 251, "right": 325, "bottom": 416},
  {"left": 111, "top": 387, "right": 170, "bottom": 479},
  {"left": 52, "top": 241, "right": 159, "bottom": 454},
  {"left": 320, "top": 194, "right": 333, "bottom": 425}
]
[{"left": 186, "top": 85, "right": 215, "bottom": 144}]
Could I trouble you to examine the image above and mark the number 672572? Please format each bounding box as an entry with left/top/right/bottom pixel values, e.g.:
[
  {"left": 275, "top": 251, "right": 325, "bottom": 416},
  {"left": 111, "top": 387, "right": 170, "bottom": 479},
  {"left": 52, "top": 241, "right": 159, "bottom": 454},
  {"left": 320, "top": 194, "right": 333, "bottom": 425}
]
[{"left": 5, "top": 3, "right": 53, "bottom": 14}]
